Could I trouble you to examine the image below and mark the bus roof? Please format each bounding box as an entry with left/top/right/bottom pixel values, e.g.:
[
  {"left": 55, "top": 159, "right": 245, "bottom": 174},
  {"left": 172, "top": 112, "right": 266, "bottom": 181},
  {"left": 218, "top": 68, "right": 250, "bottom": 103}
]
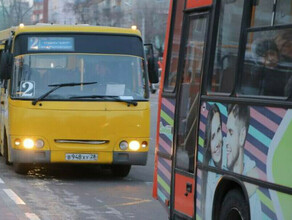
[{"left": 0, "top": 24, "right": 142, "bottom": 42}]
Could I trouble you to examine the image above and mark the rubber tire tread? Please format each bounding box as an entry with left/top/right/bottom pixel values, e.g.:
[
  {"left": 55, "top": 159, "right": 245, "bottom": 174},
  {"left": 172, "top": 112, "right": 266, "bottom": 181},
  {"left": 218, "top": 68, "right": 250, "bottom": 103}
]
[
  {"left": 13, "top": 163, "right": 31, "bottom": 175},
  {"left": 112, "top": 165, "right": 131, "bottom": 178},
  {"left": 219, "top": 189, "right": 250, "bottom": 220},
  {"left": 3, "top": 133, "right": 11, "bottom": 165}
]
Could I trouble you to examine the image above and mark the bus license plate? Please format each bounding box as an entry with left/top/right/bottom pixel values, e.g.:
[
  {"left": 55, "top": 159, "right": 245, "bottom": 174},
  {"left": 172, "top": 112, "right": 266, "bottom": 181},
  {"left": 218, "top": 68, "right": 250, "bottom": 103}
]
[{"left": 65, "top": 153, "right": 97, "bottom": 161}]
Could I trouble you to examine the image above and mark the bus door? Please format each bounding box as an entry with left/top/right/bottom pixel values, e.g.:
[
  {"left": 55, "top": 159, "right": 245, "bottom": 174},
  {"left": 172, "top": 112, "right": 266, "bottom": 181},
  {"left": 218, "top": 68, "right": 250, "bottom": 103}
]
[
  {"left": 153, "top": 0, "right": 185, "bottom": 214},
  {"left": 171, "top": 11, "right": 209, "bottom": 219}
]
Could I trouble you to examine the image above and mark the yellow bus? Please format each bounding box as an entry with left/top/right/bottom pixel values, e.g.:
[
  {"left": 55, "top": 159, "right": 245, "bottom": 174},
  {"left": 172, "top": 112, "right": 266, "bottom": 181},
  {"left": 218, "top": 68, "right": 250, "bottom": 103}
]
[{"left": 0, "top": 24, "right": 156, "bottom": 175}]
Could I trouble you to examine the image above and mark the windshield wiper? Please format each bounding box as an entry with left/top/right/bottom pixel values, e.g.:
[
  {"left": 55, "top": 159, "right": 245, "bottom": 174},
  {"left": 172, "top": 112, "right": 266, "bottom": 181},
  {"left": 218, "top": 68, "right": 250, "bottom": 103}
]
[
  {"left": 32, "top": 82, "right": 97, "bottom": 105},
  {"left": 70, "top": 95, "right": 138, "bottom": 106}
]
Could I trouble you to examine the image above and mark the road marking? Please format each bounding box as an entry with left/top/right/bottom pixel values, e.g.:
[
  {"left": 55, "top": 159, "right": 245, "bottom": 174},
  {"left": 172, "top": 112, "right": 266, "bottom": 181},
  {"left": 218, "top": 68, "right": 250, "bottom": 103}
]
[
  {"left": 0, "top": 178, "right": 4, "bottom": 184},
  {"left": 111, "top": 199, "right": 152, "bottom": 207},
  {"left": 110, "top": 197, "right": 152, "bottom": 207},
  {"left": 3, "top": 189, "right": 25, "bottom": 205},
  {"left": 25, "top": 213, "right": 41, "bottom": 220},
  {"left": 144, "top": 182, "right": 153, "bottom": 185}
]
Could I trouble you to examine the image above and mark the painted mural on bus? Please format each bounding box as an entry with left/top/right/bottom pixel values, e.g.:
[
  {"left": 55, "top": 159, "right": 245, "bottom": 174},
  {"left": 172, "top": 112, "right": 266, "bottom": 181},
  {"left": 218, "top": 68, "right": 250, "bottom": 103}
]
[{"left": 196, "top": 102, "right": 292, "bottom": 220}]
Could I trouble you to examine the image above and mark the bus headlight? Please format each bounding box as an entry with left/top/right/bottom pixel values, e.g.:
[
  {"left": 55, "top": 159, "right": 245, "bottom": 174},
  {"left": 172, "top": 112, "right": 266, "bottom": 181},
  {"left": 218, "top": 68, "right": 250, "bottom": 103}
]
[
  {"left": 23, "top": 138, "right": 34, "bottom": 149},
  {"left": 35, "top": 139, "right": 44, "bottom": 149},
  {"left": 14, "top": 139, "right": 21, "bottom": 146},
  {"left": 119, "top": 141, "right": 128, "bottom": 150},
  {"left": 141, "top": 141, "right": 148, "bottom": 148},
  {"left": 129, "top": 141, "right": 140, "bottom": 151}
]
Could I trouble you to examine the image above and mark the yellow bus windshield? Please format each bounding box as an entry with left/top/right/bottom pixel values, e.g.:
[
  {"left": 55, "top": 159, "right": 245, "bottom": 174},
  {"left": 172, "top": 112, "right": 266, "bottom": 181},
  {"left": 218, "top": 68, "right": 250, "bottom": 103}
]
[{"left": 11, "top": 54, "right": 146, "bottom": 100}]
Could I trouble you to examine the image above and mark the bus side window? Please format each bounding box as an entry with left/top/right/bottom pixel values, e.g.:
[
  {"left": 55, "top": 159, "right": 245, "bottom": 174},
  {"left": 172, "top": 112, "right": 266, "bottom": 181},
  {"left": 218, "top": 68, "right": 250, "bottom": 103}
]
[
  {"left": 251, "top": 0, "right": 274, "bottom": 27},
  {"left": 274, "top": 0, "right": 292, "bottom": 25},
  {"left": 163, "top": 0, "right": 184, "bottom": 92},
  {"left": 251, "top": 0, "right": 292, "bottom": 27},
  {"left": 210, "top": 0, "right": 245, "bottom": 94},
  {"left": 240, "top": 29, "right": 292, "bottom": 97}
]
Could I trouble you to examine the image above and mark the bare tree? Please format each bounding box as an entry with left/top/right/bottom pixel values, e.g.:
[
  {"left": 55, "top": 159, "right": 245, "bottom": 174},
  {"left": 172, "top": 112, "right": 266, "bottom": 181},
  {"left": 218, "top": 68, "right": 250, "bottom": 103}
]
[
  {"left": 0, "top": 0, "right": 32, "bottom": 29},
  {"left": 65, "top": 0, "right": 105, "bottom": 25},
  {"left": 133, "top": 0, "right": 168, "bottom": 55}
]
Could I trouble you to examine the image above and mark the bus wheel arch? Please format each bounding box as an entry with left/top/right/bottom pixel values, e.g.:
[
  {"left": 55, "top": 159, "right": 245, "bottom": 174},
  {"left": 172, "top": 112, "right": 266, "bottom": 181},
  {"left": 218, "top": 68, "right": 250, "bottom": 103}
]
[{"left": 213, "top": 176, "right": 250, "bottom": 220}]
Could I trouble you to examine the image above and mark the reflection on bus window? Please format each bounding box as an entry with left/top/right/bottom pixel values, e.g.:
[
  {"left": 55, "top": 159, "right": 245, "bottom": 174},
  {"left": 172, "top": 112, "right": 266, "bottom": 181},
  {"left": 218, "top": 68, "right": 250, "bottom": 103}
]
[
  {"left": 240, "top": 29, "right": 292, "bottom": 97},
  {"left": 11, "top": 54, "right": 146, "bottom": 100},
  {"left": 210, "top": 0, "right": 244, "bottom": 93},
  {"left": 252, "top": 0, "right": 274, "bottom": 27},
  {"left": 164, "top": 0, "right": 184, "bottom": 91},
  {"left": 176, "top": 15, "right": 207, "bottom": 173},
  {"left": 275, "top": 0, "right": 292, "bottom": 25}
]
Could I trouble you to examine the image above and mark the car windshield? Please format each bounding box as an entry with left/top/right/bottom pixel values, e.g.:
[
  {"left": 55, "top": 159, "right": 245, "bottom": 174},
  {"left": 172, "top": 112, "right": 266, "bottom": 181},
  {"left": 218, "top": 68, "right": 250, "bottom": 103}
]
[{"left": 11, "top": 54, "right": 146, "bottom": 100}]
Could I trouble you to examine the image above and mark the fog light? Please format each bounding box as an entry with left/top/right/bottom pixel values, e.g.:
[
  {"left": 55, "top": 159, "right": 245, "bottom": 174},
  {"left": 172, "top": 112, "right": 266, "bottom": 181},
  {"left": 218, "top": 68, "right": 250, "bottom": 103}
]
[
  {"left": 23, "top": 138, "right": 34, "bottom": 149},
  {"left": 119, "top": 141, "right": 128, "bottom": 150},
  {"left": 14, "top": 139, "right": 21, "bottom": 146},
  {"left": 129, "top": 141, "right": 140, "bottom": 151},
  {"left": 35, "top": 139, "right": 44, "bottom": 148},
  {"left": 142, "top": 141, "right": 147, "bottom": 148}
]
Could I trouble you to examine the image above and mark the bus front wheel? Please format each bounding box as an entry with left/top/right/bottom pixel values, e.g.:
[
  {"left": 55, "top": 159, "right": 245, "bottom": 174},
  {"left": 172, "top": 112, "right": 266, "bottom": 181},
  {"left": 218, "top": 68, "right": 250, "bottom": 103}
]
[
  {"left": 13, "top": 163, "right": 32, "bottom": 175},
  {"left": 3, "top": 133, "right": 11, "bottom": 165},
  {"left": 111, "top": 165, "right": 131, "bottom": 177},
  {"left": 219, "top": 189, "right": 249, "bottom": 220}
]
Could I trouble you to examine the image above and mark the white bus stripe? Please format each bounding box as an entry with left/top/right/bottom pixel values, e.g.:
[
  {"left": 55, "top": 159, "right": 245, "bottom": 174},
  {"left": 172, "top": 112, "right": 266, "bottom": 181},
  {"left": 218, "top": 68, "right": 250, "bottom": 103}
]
[
  {"left": 0, "top": 178, "right": 4, "bottom": 184},
  {"left": 3, "top": 189, "right": 25, "bottom": 205},
  {"left": 25, "top": 213, "right": 41, "bottom": 220}
]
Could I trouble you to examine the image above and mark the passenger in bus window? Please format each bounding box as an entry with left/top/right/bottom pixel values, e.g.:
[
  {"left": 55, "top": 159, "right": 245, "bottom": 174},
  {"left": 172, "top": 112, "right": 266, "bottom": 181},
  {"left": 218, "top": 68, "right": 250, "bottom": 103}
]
[
  {"left": 202, "top": 104, "right": 224, "bottom": 220},
  {"left": 226, "top": 104, "right": 261, "bottom": 218},
  {"left": 255, "top": 39, "right": 287, "bottom": 96},
  {"left": 275, "top": 30, "right": 292, "bottom": 64},
  {"left": 255, "top": 40, "right": 279, "bottom": 68},
  {"left": 274, "top": 30, "right": 292, "bottom": 96}
]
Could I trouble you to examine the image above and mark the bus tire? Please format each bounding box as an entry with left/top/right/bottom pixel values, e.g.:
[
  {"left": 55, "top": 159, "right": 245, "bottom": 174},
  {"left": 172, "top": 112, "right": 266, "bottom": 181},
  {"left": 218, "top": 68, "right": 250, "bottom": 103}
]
[
  {"left": 111, "top": 165, "right": 131, "bottom": 177},
  {"left": 13, "top": 163, "right": 31, "bottom": 175},
  {"left": 219, "top": 189, "right": 249, "bottom": 220},
  {"left": 3, "top": 133, "right": 11, "bottom": 165}
]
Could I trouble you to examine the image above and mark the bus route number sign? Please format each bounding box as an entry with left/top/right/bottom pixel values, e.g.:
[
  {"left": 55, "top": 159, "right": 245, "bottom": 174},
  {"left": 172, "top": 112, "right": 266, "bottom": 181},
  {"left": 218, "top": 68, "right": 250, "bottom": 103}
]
[{"left": 28, "top": 37, "right": 74, "bottom": 51}]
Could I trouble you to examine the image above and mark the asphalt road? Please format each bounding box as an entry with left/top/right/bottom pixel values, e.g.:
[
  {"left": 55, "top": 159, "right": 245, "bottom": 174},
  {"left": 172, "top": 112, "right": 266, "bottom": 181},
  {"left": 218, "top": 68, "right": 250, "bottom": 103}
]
[{"left": 0, "top": 92, "right": 169, "bottom": 220}]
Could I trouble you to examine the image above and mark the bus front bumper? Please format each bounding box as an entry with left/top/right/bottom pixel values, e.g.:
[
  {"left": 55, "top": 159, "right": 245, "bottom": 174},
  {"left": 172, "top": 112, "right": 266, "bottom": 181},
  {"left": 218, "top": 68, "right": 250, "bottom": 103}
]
[
  {"left": 12, "top": 149, "right": 148, "bottom": 165},
  {"left": 113, "top": 152, "right": 148, "bottom": 165},
  {"left": 12, "top": 149, "right": 51, "bottom": 163}
]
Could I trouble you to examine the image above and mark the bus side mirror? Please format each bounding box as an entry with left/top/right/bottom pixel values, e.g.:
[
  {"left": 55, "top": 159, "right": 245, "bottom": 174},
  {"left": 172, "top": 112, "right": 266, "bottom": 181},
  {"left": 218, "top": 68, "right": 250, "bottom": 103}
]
[
  {"left": 0, "top": 52, "right": 13, "bottom": 81},
  {"left": 147, "top": 56, "right": 159, "bottom": 84},
  {"left": 144, "top": 43, "right": 159, "bottom": 84}
]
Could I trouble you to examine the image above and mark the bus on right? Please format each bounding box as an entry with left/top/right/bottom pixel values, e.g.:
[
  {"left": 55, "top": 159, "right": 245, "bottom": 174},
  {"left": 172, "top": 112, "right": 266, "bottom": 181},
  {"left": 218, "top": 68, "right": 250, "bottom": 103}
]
[{"left": 152, "top": 0, "right": 292, "bottom": 219}]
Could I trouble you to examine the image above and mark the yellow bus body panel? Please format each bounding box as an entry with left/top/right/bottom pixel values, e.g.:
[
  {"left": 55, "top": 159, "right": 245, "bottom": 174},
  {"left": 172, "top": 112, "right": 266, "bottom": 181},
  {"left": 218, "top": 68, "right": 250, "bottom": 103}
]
[{"left": 8, "top": 99, "right": 150, "bottom": 163}]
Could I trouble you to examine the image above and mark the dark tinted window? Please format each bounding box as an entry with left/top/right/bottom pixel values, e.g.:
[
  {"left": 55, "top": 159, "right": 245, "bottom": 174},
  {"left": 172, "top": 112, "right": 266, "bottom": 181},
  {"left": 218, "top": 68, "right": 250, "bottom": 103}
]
[
  {"left": 275, "top": 0, "right": 292, "bottom": 25},
  {"left": 210, "top": 0, "right": 244, "bottom": 93},
  {"left": 252, "top": 0, "right": 292, "bottom": 27},
  {"left": 240, "top": 28, "right": 292, "bottom": 97},
  {"left": 175, "top": 14, "right": 208, "bottom": 173},
  {"left": 252, "top": 0, "right": 274, "bottom": 27},
  {"left": 164, "top": 0, "right": 184, "bottom": 91}
]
